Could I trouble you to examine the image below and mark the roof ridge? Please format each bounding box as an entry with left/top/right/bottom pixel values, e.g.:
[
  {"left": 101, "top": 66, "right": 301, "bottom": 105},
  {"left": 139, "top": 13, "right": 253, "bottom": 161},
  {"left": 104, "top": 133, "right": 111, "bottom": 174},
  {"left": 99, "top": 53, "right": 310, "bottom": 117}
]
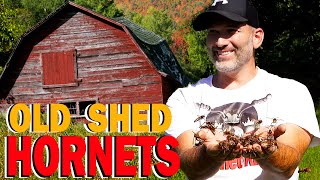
[{"left": 112, "top": 17, "right": 164, "bottom": 45}]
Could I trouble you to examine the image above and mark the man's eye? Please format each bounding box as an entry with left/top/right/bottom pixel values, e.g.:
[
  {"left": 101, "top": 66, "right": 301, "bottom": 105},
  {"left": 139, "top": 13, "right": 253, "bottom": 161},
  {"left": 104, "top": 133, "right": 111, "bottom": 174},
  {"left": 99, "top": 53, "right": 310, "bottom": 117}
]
[
  {"left": 228, "top": 29, "right": 238, "bottom": 33},
  {"left": 209, "top": 30, "right": 219, "bottom": 34}
]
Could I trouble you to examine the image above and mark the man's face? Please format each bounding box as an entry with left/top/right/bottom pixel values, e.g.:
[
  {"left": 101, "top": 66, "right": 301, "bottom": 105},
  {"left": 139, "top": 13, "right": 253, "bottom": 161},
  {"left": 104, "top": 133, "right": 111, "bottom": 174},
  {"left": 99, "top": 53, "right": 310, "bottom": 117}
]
[{"left": 206, "top": 19, "right": 255, "bottom": 73}]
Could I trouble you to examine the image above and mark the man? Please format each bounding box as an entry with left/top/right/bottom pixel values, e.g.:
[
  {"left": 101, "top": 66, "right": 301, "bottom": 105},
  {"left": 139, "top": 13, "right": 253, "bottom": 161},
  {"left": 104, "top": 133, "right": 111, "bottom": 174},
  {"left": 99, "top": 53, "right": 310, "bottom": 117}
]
[{"left": 165, "top": 0, "right": 320, "bottom": 179}]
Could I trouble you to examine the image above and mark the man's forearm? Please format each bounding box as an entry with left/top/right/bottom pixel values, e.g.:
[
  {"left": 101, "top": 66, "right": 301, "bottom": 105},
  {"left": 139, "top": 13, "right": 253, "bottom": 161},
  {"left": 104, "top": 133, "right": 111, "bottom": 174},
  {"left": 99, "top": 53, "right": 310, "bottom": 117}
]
[
  {"left": 256, "top": 142, "right": 301, "bottom": 179},
  {"left": 180, "top": 144, "right": 224, "bottom": 180}
]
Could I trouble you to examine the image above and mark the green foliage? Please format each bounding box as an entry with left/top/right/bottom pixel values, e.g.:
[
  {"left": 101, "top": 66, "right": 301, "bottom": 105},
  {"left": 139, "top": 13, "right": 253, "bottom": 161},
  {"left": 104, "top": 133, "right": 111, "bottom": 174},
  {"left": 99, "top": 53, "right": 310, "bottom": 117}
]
[
  {"left": 183, "top": 29, "right": 214, "bottom": 81},
  {"left": 0, "top": 0, "right": 27, "bottom": 65},
  {"left": 20, "top": 0, "right": 65, "bottom": 24},
  {"left": 72, "top": 0, "right": 99, "bottom": 10},
  {"left": 0, "top": 0, "right": 64, "bottom": 65},
  {"left": 127, "top": 6, "right": 175, "bottom": 44},
  {"left": 73, "top": 0, "right": 123, "bottom": 18},
  {"left": 251, "top": 0, "right": 320, "bottom": 103},
  {"left": 96, "top": 1, "right": 123, "bottom": 17}
]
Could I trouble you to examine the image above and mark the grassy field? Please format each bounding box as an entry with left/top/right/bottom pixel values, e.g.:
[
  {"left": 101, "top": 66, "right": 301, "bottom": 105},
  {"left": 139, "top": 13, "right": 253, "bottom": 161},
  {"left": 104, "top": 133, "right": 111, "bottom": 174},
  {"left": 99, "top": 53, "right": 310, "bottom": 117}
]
[
  {"left": 299, "top": 104, "right": 320, "bottom": 180},
  {"left": 0, "top": 107, "right": 319, "bottom": 179},
  {"left": 299, "top": 146, "right": 320, "bottom": 180}
]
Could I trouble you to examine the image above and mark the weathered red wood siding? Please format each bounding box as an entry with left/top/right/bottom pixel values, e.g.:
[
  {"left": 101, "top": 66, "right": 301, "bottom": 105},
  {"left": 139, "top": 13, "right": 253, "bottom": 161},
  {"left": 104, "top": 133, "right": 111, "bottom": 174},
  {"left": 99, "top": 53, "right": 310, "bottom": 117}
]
[{"left": 9, "top": 11, "right": 165, "bottom": 105}]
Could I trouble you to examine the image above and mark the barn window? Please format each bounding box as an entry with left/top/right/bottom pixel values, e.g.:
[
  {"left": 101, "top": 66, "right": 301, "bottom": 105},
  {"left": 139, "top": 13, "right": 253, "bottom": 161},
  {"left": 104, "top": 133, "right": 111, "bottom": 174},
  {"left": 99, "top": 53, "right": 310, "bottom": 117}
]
[
  {"left": 42, "top": 50, "right": 77, "bottom": 87},
  {"left": 60, "top": 100, "right": 96, "bottom": 117},
  {"left": 63, "top": 102, "right": 77, "bottom": 115}
]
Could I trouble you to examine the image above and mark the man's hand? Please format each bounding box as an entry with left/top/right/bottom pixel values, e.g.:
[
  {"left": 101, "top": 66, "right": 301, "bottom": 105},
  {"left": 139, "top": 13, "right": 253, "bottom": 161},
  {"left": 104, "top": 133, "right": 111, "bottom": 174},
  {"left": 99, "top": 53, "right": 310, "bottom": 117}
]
[
  {"left": 194, "top": 128, "right": 242, "bottom": 161},
  {"left": 242, "top": 124, "right": 286, "bottom": 159}
]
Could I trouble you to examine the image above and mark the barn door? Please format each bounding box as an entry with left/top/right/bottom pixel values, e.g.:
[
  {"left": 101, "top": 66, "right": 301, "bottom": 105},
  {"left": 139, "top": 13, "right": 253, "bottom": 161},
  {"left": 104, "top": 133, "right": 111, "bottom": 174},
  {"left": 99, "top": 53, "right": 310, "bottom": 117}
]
[{"left": 42, "top": 50, "right": 77, "bottom": 86}]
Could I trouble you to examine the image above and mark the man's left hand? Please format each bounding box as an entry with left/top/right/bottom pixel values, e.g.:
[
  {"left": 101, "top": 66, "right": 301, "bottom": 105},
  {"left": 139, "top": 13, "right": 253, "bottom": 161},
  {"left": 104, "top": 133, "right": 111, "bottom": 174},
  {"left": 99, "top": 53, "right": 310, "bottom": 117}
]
[{"left": 242, "top": 124, "right": 286, "bottom": 159}]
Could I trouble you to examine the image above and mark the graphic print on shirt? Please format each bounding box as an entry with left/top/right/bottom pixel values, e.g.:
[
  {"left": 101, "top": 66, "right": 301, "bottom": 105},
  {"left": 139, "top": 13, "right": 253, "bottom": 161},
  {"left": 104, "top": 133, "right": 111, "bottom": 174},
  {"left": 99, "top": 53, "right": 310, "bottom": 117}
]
[
  {"left": 220, "top": 156, "right": 259, "bottom": 170},
  {"left": 197, "top": 94, "right": 271, "bottom": 137},
  {"left": 196, "top": 94, "right": 272, "bottom": 170}
]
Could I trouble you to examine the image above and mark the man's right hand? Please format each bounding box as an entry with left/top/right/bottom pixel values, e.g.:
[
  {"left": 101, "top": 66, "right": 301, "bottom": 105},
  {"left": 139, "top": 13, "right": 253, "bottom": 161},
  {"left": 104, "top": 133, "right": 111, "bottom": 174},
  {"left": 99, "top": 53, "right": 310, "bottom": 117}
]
[{"left": 194, "top": 129, "right": 243, "bottom": 161}]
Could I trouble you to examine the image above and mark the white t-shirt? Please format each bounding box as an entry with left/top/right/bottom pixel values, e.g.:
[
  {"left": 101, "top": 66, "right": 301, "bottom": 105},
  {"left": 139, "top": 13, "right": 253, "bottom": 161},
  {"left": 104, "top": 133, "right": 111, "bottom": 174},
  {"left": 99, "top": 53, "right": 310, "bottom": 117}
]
[{"left": 165, "top": 68, "right": 320, "bottom": 180}]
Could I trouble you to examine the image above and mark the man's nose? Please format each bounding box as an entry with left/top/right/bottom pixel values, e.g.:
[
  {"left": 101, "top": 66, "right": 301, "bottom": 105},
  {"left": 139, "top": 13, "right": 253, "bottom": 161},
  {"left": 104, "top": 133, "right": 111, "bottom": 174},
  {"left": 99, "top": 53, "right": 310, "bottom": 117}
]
[{"left": 216, "top": 37, "right": 229, "bottom": 48}]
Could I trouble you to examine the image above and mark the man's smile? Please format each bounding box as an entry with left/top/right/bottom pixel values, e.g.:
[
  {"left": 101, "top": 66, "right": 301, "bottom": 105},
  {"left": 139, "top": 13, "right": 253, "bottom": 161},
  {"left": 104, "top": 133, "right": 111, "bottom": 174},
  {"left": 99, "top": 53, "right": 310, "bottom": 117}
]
[{"left": 214, "top": 49, "right": 235, "bottom": 61}]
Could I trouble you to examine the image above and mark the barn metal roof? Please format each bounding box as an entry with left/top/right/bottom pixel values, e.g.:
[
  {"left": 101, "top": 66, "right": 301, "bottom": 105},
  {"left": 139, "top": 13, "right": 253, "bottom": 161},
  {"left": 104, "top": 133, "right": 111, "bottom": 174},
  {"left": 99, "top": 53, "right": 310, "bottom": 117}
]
[
  {"left": 113, "top": 17, "right": 163, "bottom": 45},
  {"left": 113, "top": 17, "right": 189, "bottom": 86}
]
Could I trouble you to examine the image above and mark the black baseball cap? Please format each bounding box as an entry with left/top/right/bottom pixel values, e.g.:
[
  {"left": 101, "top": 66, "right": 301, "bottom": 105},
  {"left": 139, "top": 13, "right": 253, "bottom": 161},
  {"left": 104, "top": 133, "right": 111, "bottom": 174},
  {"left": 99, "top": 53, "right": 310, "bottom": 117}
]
[{"left": 192, "top": 0, "right": 259, "bottom": 31}]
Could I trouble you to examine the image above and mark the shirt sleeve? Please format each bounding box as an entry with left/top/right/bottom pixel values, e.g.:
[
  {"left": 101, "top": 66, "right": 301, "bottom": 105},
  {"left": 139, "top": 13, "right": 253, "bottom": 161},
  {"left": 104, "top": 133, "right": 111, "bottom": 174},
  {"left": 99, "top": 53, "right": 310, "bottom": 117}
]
[
  {"left": 289, "top": 83, "right": 320, "bottom": 147},
  {"left": 274, "top": 79, "right": 320, "bottom": 147},
  {"left": 165, "top": 87, "right": 200, "bottom": 138}
]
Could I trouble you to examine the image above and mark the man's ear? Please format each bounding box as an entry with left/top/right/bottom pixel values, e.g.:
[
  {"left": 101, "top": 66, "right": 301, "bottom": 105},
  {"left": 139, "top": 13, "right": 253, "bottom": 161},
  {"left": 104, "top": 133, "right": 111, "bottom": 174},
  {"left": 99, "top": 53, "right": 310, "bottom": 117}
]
[{"left": 253, "top": 28, "right": 264, "bottom": 49}]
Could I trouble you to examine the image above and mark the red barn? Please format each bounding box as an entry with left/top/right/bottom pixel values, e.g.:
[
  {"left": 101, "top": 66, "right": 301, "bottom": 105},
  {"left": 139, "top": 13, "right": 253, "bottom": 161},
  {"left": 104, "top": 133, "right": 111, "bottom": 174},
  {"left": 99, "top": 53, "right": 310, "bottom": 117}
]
[{"left": 0, "top": 2, "right": 189, "bottom": 116}]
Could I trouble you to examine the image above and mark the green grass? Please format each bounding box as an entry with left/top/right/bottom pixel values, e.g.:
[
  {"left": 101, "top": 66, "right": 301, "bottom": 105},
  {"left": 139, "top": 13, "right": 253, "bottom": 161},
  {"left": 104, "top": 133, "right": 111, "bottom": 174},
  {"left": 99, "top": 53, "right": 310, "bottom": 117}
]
[
  {"left": 300, "top": 146, "right": 320, "bottom": 179},
  {"left": 298, "top": 103, "right": 320, "bottom": 179},
  {"left": 0, "top": 105, "right": 319, "bottom": 179}
]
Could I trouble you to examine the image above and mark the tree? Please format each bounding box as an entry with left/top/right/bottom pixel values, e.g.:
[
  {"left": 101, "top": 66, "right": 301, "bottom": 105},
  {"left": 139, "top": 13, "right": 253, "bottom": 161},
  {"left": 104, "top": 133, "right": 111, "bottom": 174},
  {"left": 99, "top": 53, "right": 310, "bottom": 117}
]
[
  {"left": 73, "top": 0, "right": 123, "bottom": 18},
  {"left": 0, "top": 0, "right": 64, "bottom": 70},
  {"left": 96, "top": 0, "right": 123, "bottom": 18},
  {"left": 0, "top": 0, "right": 27, "bottom": 67},
  {"left": 183, "top": 29, "right": 213, "bottom": 80},
  {"left": 127, "top": 6, "right": 175, "bottom": 44},
  {"left": 20, "top": 0, "right": 65, "bottom": 25},
  {"left": 252, "top": 0, "right": 320, "bottom": 102}
]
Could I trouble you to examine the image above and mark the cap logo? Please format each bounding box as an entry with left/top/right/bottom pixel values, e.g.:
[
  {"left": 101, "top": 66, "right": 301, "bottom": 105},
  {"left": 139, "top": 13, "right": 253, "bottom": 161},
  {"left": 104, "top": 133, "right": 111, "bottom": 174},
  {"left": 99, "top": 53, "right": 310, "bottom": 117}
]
[{"left": 212, "top": 0, "right": 228, "bottom": 6}]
